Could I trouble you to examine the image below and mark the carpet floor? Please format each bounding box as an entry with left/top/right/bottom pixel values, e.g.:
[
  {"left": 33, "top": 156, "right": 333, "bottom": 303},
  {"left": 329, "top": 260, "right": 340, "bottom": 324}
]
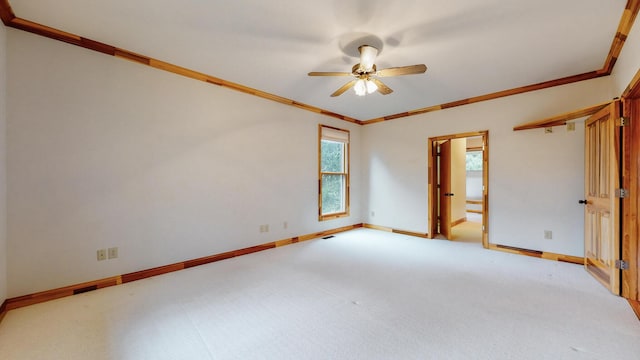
[{"left": 0, "top": 228, "right": 638, "bottom": 359}]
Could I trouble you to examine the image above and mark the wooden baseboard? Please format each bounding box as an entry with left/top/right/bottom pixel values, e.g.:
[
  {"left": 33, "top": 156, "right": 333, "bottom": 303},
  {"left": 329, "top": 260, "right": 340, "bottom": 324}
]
[
  {"left": 467, "top": 209, "right": 483, "bottom": 214},
  {"left": 451, "top": 217, "right": 466, "bottom": 227},
  {"left": 363, "top": 223, "right": 429, "bottom": 238},
  {"left": 629, "top": 300, "right": 640, "bottom": 321},
  {"left": 2, "top": 223, "right": 363, "bottom": 314},
  {"left": 488, "top": 244, "right": 584, "bottom": 264}
]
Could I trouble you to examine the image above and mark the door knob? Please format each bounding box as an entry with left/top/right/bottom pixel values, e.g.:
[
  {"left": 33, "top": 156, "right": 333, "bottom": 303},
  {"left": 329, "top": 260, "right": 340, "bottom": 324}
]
[
  {"left": 444, "top": 193, "right": 455, "bottom": 197},
  {"left": 578, "top": 199, "right": 588, "bottom": 204}
]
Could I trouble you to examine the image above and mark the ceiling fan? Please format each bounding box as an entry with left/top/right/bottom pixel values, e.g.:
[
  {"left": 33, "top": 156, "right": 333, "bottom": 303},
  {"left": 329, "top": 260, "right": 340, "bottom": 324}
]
[{"left": 308, "top": 45, "right": 427, "bottom": 97}]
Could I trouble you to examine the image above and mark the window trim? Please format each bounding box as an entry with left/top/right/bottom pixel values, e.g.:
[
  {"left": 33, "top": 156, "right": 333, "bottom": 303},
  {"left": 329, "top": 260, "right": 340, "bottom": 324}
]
[{"left": 318, "top": 125, "right": 350, "bottom": 221}]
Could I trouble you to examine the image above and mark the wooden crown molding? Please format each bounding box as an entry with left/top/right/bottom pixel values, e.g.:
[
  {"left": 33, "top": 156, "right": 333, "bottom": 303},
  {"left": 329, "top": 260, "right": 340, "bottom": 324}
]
[
  {"left": 0, "top": 0, "right": 14, "bottom": 25},
  {"left": 0, "top": 6, "right": 361, "bottom": 125},
  {"left": 0, "top": 0, "right": 637, "bottom": 125},
  {"left": 601, "top": 0, "right": 640, "bottom": 75}
]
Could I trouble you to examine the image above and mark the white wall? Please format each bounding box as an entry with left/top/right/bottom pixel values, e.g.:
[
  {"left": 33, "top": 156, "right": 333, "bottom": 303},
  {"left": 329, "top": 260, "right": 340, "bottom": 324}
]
[
  {"left": 450, "top": 138, "right": 466, "bottom": 222},
  {"left": 0, "top": 22, "right": 7, "bottom": 304},
  {"left": 6, "top": 30, "right": 362, "bottom": 297},
  {"left": 363, "top": 76, "right": 615, "bottom": 256},
  {"left": 612, "top": 18, "right": 640, "bottom": 95}
]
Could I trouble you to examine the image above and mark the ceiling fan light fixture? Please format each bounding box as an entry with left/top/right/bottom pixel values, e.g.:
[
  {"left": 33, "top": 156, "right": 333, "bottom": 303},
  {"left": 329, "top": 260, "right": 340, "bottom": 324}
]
[
  {"left": 354, "top": 79, "right": 367, "bottom": 96},
  {"left": 358, "top": 45, "right": 378, "bottom": 72},
  {"left": 366, "top": 79, "right": 378, "bottom": 94},
  {"left": 354, "top": 78, "right": 378, "bottom": 96},
  {"left": 309, "top": 43, "right": 426, "bottom": 97}
]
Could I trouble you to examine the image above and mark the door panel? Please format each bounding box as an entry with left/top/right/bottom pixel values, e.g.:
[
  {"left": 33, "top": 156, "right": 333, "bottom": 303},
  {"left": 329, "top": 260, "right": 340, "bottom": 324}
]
[
  {"left": 439, "top": 140, "right": 452, "bottom": 240},
  {"left": 584, "top": 101, "right": 621, "bottom": 295}
]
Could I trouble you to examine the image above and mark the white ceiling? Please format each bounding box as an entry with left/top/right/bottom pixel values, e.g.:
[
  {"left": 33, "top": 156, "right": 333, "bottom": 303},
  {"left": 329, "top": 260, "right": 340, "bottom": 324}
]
[{"left": 10, "top": 0, "right": 628, "bottom": 120}]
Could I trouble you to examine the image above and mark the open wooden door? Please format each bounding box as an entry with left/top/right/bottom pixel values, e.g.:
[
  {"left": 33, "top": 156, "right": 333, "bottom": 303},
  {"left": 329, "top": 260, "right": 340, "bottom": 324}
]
[
  {"left": 439, "top": 140, "right": 452, "bottom": 239},
  {"left": 583, "top": 101, "right": 621, "bottom": 295}
]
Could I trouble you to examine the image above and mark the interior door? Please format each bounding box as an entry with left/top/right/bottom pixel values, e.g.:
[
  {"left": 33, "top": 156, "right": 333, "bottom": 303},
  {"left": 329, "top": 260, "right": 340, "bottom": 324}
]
[
  {"left": 439, "top": 140, "right": 452, "bottom": 240},
  {"left": 584, "top": 101, "right": 621, "bottom": 295}
]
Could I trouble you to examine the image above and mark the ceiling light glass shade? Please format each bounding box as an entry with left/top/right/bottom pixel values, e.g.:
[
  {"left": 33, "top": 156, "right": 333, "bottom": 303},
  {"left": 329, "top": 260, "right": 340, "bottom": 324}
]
[
  {"left": 365, "top": 80, "right": 378, "bottom": 94},
  {"left": 354, "top": 79, "right": 367, "bottom": 96},
  {"left": 359, "top": 45, "right": 378, "bottom": 72}
]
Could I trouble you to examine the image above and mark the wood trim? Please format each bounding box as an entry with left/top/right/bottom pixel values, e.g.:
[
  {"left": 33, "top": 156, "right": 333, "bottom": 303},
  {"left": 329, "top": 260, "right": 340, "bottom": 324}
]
[
  {"left": 1, "top": 224, "right": 363, "bottom": 313},
  {"left": 318, "top": 125, "right": 351, "bottom": 221},
  {"left": 121, "top": 263, "right": 185, "bottom": 284},
  {"left": 0, "top": 2, "right": 636, "bottom": 125},
  {"left": 0, "top": 300, "right": 7, "bottom": 323},
  {"left": 629, "top": 300, "right": 640, "bottom": 321},
  {"left": 513, "top": 101, "right": 612, "bottom": 131},
  {"left": 430, "top": 130, "right": 491, "bottom": 142},
  {"left": 622, "top": 68, "right": 640, "bottom": 99},
  {"left": 363, "top": 224, "right": 429, "bottom": 238},
  {"left": 488, "top": 244, "right": 584, "bottom": 264},
  {"left": 601, "top": 0, "right": 640, "bottom": 74},
  {"left": 0, "top": 16, "right": 361, "bottom": 125},
  {"left": 428, "top": 130, "right": 489, "bottom": 248},
  {"left": 451, "top": 217, "right": 466, "bottom": 227},
  {"left": 5, "top": 276, "right": 121, "bottom": 311},
  {"left": 363, "top": 2, "right": 639, "bottom": 125},
  {"left": 467, "top": 209, "right": 483, "bottom": 214},
  {"left": 0, "top": 0, "right": 14, "bottom": 24},
  {"left": 363, "top": 72, "right": 606, "bottom": 124},
  {"left": 466, "top": 199, "right": 483, "bottom": 205},
  {"left": 621, "top": 96, "right": 640, "bottom": 300}
]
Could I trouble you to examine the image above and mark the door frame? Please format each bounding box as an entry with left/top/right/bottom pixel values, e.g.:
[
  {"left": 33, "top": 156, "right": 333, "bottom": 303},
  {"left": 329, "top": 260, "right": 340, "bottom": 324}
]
[
  {"left": 428, "top": 130, "right": 489, "bottom": 248},
  {"left": 621, "top": 75, "right": 640, "bottom": 301}
]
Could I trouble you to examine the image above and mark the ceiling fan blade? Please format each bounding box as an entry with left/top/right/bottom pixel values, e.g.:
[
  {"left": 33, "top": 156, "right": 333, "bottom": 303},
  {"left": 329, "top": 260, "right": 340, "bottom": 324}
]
[
  {"left": 376, "top": 64, "right": 427, "bottom": 77},
  {"left": 370, "top": 78, "right": 393, "bottom": 95},
  {"left": 308, "top": 71, "right": 353, "bottom": 77},
  {"left": 331, "top": 79, "right": 358, "bottom": 97}
]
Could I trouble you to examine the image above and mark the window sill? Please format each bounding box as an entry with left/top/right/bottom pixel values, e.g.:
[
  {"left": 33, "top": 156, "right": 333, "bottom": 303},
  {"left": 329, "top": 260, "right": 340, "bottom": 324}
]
[{"left": 319, "top": 212, "right": 349, "bottom": 221}]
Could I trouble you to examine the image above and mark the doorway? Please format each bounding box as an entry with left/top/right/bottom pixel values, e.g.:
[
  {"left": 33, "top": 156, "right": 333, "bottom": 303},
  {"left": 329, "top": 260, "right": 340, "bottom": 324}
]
[{"left": 428, "top": 131, "right": 489, "bottom": 248}]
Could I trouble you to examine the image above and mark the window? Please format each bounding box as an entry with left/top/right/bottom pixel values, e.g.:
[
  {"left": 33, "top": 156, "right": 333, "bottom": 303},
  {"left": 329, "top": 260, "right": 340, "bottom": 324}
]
[
  {"left": 466, "top": 151, "right": 483, "bottom": 171},
  {"left": 319, "top": 125, "right": 349, "bottom": 220}
]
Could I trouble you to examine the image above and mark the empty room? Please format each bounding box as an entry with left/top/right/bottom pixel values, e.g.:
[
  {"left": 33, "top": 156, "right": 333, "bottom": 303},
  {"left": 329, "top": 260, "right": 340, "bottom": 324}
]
[{"left": 1, "top": 1, "right": 640, "bottom": 359}]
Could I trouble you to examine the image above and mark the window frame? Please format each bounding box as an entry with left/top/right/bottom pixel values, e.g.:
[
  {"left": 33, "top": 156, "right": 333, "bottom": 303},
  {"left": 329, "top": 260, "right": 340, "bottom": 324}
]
[{"left": 318, "top": 125, "right": 350, "bottom": 221}]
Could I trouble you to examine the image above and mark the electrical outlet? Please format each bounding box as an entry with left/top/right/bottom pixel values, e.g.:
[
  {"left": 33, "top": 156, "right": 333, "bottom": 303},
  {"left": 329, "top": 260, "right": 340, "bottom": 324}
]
[
  {"left": 259, "top": 224, "right": 269, "bottom": 233},
  {"left": 371, "top": 211, "right": 375, "bottom": 217},
  {"left": 566, "top": 122, "right": 576, "bottom": 131},
  {"left": 544, "top": 230, "right": 553, "bottom": 240},
  {"left": 108, "top": 247, "right": 118, "bottom": 259},
  {"left": 545, "top": 127, "right": 553, "bottom": 134},
  {"left": 97, "top": 249, "right": 107, "bottom": 261},
  {"left": 283, "top": 221, "right": 288, "bottom": 229}
]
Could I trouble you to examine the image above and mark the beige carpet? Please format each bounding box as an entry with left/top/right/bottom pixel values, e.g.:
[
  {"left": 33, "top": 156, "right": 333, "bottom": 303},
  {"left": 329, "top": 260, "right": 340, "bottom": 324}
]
[
  {"left": 0, "top": 228, "right": 638, "bottom": 359},
  {"left": 451, "top": 219, "right": 483, "bottom": 243}
]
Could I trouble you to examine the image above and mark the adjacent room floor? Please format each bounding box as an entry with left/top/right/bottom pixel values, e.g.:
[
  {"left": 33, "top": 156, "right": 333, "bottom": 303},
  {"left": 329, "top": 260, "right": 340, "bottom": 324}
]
[{"left": 0, "top": 228, "right": 638, "bottom": 359}]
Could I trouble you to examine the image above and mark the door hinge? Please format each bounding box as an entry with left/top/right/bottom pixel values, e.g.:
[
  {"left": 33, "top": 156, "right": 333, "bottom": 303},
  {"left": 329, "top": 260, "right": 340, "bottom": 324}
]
[
  {"left": 615, "top": 260, "right": 629, "bottom": 270},
  {"left": 618, "top": 116, "right": 629, "bottom": 127},
  {"left": 615, "top": 188, "right": 629, "bottom": 198}
]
